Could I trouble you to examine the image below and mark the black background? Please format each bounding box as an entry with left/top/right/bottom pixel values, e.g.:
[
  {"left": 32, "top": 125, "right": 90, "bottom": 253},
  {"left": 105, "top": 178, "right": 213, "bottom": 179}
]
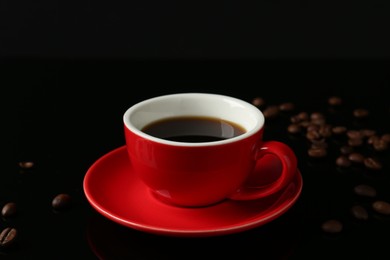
[{"left": 1, "top": 1, "right": 390, "bottom": 259}]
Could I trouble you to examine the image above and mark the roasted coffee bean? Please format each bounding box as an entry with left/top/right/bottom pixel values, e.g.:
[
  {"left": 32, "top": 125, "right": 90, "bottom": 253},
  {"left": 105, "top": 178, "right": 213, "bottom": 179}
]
[
  {"left": 353, "top": 184, "right": 377, "bottom": 197},
  {"left": 279, "top": 102, "right": 295, "bottom": 111},
  {"left": 299, "top": 120, "right": 311, "bottom": 128},
  {"left": 18, "top": 161, "right": 34, "bottom": 169},
  {"left": 381, "top": 133, "right": 390, "bottom": 143},
  {"left": 367, "top": 135, "right": 380, "bottom": 145},
  {"left": 332, "top": 126, "right": 347, "bottom": 135},
  {"left": 307, "top": 124, "right": 319, "bottom": 132},
  {"left": 308, "top": 147, "right": 327, "bottom": 158},
  {"left": 372, "top": 200, "right": 390, "bottom": 215},
  {"left": 319, "top": 125, "right": 333, "bottom": 138},
  {"left": 348, "top": 138, "right": 364, "bottom": 147},
  {"left": 310, "top": 140, "right": 328, "bottom": 149},
  {"left": 52, "top": 193, "right": 72, "bottom": 210},
  {"left": 353, "top": 108, "right": 369, "bottom": 118},
  {"left": 321, "top": 219, "right": 343, "bottom": 233},
  {"left": 364, "top": 157, "right": 383, "bottom": 170},
  {"left": 1, "top": 202, "right": 17, "bottom": 218},
  {"left": 297, "top": 112, "right": 309, "bottom": 121},
  {"left": 306, "top": 130, "right": 322, "bottom": 141},
  {"left": 336, "top": 155, "right": 352, "bottom": 167},
  {"left": 310, "top": 112, "right": 325, "bottom": 121},
  {"left": 252, "top": 97, "right": 265, "bottom": 107},
  {"left": 287, "top": 124, "right": 302, "bottom": 134},
  {"left": 0, "top": 227, "right": 17, "bottom": 248},
  {"left": 373, "top": 139, "right": 388, "bottom": 151},
  {"left": 263, "top": 105, "right": 280, "bottom": 119},
  {"left": 340, "top": 145, "right": 354, "bottom": 155},
  {"left": 348, "top": 152, "right": 365, "bottom": 164},
  {"left": 328, "top": 96, "right": 343, "bottom": 106},
  {"left": 347, "top": 130, "right": 364, "bottom": 139},
  {"left": 351, "top": 205, "right": 369, "bottom": 220},
  {"left": 360, "top": 129, "right": 376, "bottom": 138}
]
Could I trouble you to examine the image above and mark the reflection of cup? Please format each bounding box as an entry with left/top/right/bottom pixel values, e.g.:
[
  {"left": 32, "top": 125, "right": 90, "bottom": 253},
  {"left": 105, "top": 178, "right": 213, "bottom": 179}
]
[{"left": 123, "top": 93, "right": 298, "bottom": 207}]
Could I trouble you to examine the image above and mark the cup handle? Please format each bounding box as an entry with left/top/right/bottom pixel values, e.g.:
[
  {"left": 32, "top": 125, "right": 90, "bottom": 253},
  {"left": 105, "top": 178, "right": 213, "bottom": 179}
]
[{"left": 228, "top": 141, "right": 298, "bottom": 201}]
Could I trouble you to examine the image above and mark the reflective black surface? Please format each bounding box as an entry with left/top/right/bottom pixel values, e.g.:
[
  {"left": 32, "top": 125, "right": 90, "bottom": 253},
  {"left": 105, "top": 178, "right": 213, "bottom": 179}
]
[{"left": 1, "top": 59, "right": 390, "bottom": 259}]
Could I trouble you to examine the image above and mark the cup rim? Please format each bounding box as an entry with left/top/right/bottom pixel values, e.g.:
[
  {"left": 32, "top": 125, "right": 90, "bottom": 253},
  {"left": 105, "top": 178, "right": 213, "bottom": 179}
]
[{"left": 123, "top": 93, "right": 264, "bottom": 147}]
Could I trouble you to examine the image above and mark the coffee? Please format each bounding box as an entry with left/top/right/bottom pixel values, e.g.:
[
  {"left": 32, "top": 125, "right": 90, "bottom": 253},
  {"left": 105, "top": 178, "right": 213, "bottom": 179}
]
[{"left": 141, "top": 116, "right": 246, "bottom": 142}]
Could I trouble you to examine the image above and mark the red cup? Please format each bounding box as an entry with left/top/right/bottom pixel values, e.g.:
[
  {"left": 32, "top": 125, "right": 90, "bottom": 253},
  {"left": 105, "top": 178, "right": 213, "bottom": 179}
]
[{"left": 123, "top": 93, "right": 297, "bottom": 207}]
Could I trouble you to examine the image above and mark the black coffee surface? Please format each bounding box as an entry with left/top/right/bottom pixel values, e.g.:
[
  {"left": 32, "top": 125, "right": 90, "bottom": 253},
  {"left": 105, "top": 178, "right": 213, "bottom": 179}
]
[{"left": 141, "top": 116, "right": 246, "bottom": 142}]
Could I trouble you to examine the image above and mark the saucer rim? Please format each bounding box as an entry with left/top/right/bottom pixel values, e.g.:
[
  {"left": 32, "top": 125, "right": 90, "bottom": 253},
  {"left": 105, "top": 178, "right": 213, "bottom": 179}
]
[{"left": 83, "top": 145, "right": 303, "bottom": 237}]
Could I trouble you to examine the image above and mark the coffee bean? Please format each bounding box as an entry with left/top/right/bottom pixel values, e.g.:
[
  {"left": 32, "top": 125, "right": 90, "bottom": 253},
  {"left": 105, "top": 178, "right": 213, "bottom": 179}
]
[
  {"left": 1, "top": 202, "right": 17, "bottom": 218},
  {"left": 279, "top": 102, "right": 295, "bottom": 111},
  {"left": 52, "top": 193, "right": 72, "bottom": 210},
  {"left": 340, "top": 145, "right": 354, "bottom": 155},
  {"left": 263, "top": 105, "right": 280, "bottom": 119},
  {"left": 18, "top": 161, "right": 34, "bottom": 169},
  {"left": 336, "top": 155, "right": 352, "bottom": 167},
  {"left": 353, "top": 184, "right": 377, "bottom": 198},
  {"left": 353, "top": 108, "right": 369, "bottom": 118},
  {"left": 287, "top": 124, "right": 302, "bottom": 134},
  {"left": 306, "top": 130, "right": 322, "bottom": 141},
  {"left": 310, "top": 112, "right": 325, "bottom": 121},
  {"left": 381, "top": 133, "right": 390, "bottom": 143},
  {"left": 328, "top": 96, "right": 343, "bottom": 106},
  {"left": 348, "top": 152, "right": 365, "bottom": 164},
  {"left": 367, "top": 135, "right": 380, "bottom": 145},
  {"left": 348, "top": 138, "right": 364, "bottom": 147},
  {"left": 360, "top": 129, "right": 376, "bottom": 138},
  {"left": 321, "top": 219, "right": 343, "bottom": 233},
  {"left": 308, "top": 147, "right": 327, "bottom": 158},
  {"left": 351, "top": 205, "right": 369, "bottom": 220},
  {"left": 310, "top": 140, "right": 328, "bottom": 149},
  {"left": 332, "top": 126, "right": 347, "bottom": 135},
  {"left": 347, "top": 130, "right": 364, "bottom": 139},
  {"left": 373, "top": 139, "right": 388, "bottom": 151},
  {"left": 364, "top": 157, "right": 383, "bottom": 170},
  {"left": 252, "top": 97, "right": 265, "bottom": 107},
  {"left": 372, "top": 200, "right": 390, "bottom": 215},
  {"left": 0, "top": 227, "right": 17, "bottom": 248},
  {"left": 319, "top": 125, "right": 333, "bottom": 138}
]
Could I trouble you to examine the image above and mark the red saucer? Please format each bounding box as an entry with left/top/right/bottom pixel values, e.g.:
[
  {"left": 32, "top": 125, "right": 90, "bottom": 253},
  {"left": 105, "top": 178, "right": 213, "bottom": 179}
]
[{"left": 83, "top": 146, "right": 303, "bottom": 237}]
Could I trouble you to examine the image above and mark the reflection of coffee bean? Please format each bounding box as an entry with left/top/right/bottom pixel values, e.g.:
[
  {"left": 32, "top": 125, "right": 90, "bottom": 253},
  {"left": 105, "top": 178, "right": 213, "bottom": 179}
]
[
  {"left": 1, "top": 202, "right": 17, "bottom": 218},
  {"left": 52, "top": 193, "right": 72, "bottom": 210},
  {"left": 351, "top": 205, "right": 369, "bottom": 220},
  {"left": 353, "top": 184, "right": 377, "bottom": 198},
  {"left": 321, "top": 219, "right": 343, "bottom": 233},
  {"left": 0, "top": 227, "right": 17, "bottom": 248},
  {"left": 372, "top": 201, "right": 390, "bottom": 215}
]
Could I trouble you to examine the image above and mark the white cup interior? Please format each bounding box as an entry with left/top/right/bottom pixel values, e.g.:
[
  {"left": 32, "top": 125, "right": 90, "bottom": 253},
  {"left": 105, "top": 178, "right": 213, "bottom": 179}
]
[{"left": 123, "top": 93, "right": 264, "bottom": 146}]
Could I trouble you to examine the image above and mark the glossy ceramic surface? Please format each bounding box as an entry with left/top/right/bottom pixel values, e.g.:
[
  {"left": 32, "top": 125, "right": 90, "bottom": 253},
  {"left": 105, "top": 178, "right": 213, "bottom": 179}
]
[{"left": 83, "top": 146, "right": 303, "bottom": 237}]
